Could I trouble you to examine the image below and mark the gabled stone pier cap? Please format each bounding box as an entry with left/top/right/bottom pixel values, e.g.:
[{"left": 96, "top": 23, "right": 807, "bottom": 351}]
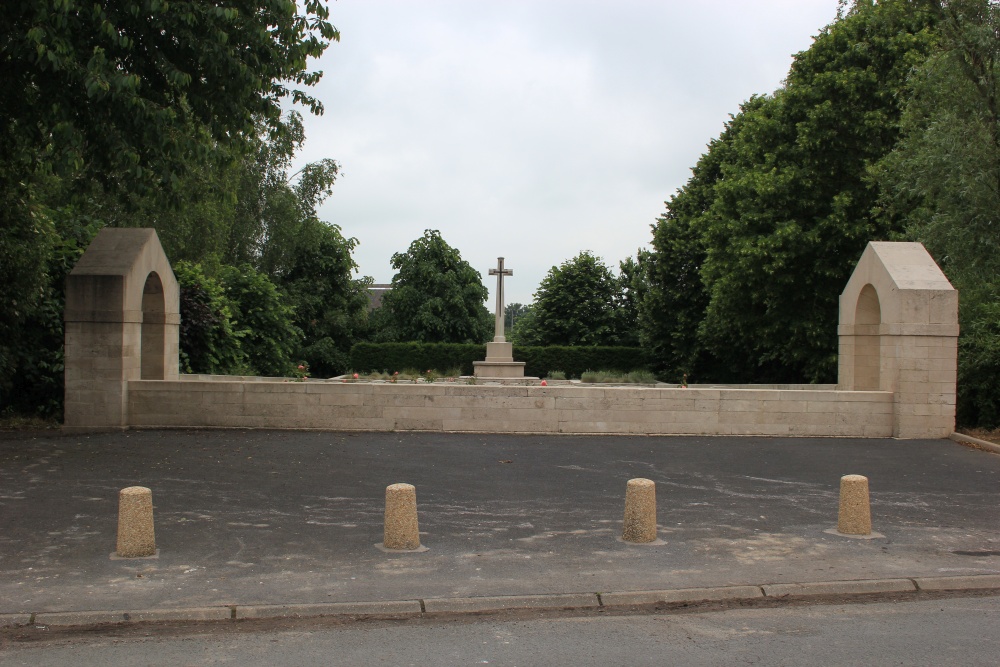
[
  {"left": 66, "top": 228, "right": 180, "bottom": 326},
  {"left": 839, "top": 242, "right": 957, "bottom": 335}
]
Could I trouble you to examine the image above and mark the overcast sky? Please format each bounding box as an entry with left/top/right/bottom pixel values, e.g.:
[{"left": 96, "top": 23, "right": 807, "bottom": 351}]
[{"left": 291, "top": 0, "right": 841, "bottom": 307}]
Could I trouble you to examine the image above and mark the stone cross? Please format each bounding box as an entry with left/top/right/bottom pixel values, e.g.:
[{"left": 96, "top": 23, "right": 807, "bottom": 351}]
[{"left": 489, "top": 257, "right": 513, "bottom": 342}]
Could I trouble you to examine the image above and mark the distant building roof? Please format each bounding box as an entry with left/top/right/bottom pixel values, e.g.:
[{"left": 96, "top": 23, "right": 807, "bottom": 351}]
[{"left": 367, "top": 284, "right": 392, "bottom": 311}]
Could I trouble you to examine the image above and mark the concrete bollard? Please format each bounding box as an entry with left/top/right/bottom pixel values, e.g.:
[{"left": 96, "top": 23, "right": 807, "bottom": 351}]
[
  {"left": 837, "top": 474, "right": 872, "bottom": 535},
  {"left": 622, "top": 478, "right": 657, "bottom": 543},
  {"left": 384, "top": 483, "right": 421, "bottom": 550},
  {"left": 117, "top": 486, "right": 156, "bottom": 558}
]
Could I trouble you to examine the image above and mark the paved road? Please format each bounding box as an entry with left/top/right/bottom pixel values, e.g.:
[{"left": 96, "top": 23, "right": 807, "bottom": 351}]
[
  {"left": 3, "top": 594, "right": 999, "bottom": 666},
  {"left": 0, "top": 430, "right": 998, "bottom": 614}
]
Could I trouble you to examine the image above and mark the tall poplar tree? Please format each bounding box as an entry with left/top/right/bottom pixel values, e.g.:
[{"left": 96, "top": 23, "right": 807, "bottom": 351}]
[
  {"left": 878, "top": 0, "right": 1000, "bottom": 426},
  {"left": 641, "top": 0, "right": 938, "bottom": 383}
]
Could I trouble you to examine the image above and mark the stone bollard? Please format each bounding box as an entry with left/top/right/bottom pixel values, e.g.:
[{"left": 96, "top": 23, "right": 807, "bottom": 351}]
[
  {"left": 384, "top": 483, "right": 421, "bottom": 550},
  {"left": 622, "top": 478, "right": 657, "bottom": 543},
  {"left": 837, "top": 474, "right": 872, "bottom": 536},
  {"left": 117, "top": 486, "right": 156, "bottom": 558}
]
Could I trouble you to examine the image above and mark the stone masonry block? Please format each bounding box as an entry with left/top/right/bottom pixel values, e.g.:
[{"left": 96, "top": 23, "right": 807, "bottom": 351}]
[
  {"left": 382, "top": 406, "right": 463, "bottom": 421},
  {"left": 376, "top": 383, "right": 448, "bottom": 397},
  {"left": 392, "top": 418, "right": 445, "bottom": 431},
  {"left": 316, "top": 392, "right": 366, "bottom": 407},
  {"left": 641, "top": 398, "right": 697, "bottom": 411},
  {"left": 306, "top": 382, "right": 375, "bottom": 396}
]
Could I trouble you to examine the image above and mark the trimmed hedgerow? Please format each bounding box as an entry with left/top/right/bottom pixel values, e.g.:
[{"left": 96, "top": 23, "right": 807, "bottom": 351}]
[
  {"left": 349, "top": 342, "right": 486, "bottom": 376},
  {"left": 349, "top": 342, "right": 650, "bottom": 379}
]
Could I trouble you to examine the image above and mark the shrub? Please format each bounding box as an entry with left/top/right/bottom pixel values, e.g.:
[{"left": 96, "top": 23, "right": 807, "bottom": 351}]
[
  {"left": 349, "top": 342, "right": 486, "bottom": 375},
  {"left": 956, "top": 299, "right": 1000, "bottom": 429},
  {"left": 580, "top": 369, "right": 658, "bottom": 384},
  {"left": 218, "top": 264, "right": 301, "bottom": 377},
  {"left": 174, "top": 261, "right": 246, "bottom": 375},
  {"left": 349, "top": 342, "right": 650, "bottom": 380},
  {"left": 517, "top": 346, "right": 650, "bottom": 379}
]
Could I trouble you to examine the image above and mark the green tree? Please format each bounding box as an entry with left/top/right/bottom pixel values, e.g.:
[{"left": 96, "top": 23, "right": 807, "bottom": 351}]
[
  {"left": 1, "top": 0, "right": 338, "bottom": 412},
  {"left": 504, "top": 303, "right": 531, "bottom": 335},
  {"left": 699, "top": 1, "right": 937, "bottom": 382},
  {"left": 0, "top": 210, "right": 101, "bottom": 416},
  {"left": 877, "top": 0, "right": 1000, "bottom": 426},
  {"left": 2, "top": 0, "right": 336, "bottom": 186},
  {"left": 641, "top": 0, "right": 937, "bottom": 384},
  {"left": 174, "top": 262, "right": 246, "bottom": 376},
  {"left": 613, "top": 254, "right": 644, "bottom": 348},
  {"left": 102, "top": 111, "right": 341, "bottom": 276},
  {"left": 511, "top": 251, "right": 625, "bottom": 347},
  {"left": 218, "top": 264, "right": 302, "bottom": 377},
  {"left": 378, "top": 230, "right": 492, "bottom": 344},
  {"left": 640, "top": 114, "right": 742, "bottom": 381},
  {"left": 282, "top": 221, "right": 371, "bottom": 378},
  {"left": 226, "top": 113, "right": 341, "bottom": 276}
]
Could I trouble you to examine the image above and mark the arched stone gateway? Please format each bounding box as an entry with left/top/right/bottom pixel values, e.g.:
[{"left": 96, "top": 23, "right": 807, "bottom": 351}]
[
  {"left": 852, "top": 284, "right": 882, "bottom": 392},
  {"left": 64, "top": 229, "right": 179, "bottom": 429},
  {"left": 839, "top": 242, "right": 959, "bottom": 438}
]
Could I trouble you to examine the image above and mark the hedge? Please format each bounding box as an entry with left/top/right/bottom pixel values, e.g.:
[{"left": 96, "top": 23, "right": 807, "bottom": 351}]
[
  {"left": 349, "top": 342, "right": 486, "bottom": 375},
  {"left": 349, "top": 342, "right": 650, "bottom": 379}
]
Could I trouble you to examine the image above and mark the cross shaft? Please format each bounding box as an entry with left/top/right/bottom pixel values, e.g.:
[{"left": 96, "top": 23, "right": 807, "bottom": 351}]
[{"left": 489, "top": 257, "right": 513, "bottom": 342}]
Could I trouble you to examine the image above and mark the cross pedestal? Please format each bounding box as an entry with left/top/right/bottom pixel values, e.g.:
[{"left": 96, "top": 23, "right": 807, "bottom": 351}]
[{"left": 473, "top": 257, "right": 529, "bottom": 379}]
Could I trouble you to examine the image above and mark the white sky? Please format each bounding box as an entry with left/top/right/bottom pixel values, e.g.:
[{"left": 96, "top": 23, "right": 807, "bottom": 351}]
[{"left": 292, "top": 0, "right": 841, "bottom": 306}]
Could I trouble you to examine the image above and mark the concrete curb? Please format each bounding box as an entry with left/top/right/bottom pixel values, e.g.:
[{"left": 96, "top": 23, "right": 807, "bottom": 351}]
[
  {"left": 0, "top": 614, "right": 32, "bottom": 628},
  {"left": 762, "top": 578, "right": 915, "bottom": 597},
  {"left": 601, "top": 585, "right": 764, "bottom": 606},
  {"left": 33, "top": 607, "right": 232, "bottom": 627},
  {"left": 950, "top": 432, "right": 1000, "bottom": 455},
  {"left": 912, "top": 574, "right": 1000, "bottom": 591},
  {"left": 237, "top": 600, "right": 423, "bottom": 619},
  {"left": 7, "top": 575, "right": 1000, "bottom": 628},
  {"left": 423, "top": 593, "right": 599, "bottom": 613}
]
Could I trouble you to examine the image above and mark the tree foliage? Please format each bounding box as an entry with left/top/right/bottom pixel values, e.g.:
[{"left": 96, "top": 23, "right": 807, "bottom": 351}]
[
  {"left": 0, "top": 0, "right": 380, "bottom": 411},
  {"left": 877, "top": 0, "right": 1000, "bottom": 426},
  {"left": 641, "top": 0, "right": 938, "bottom": 383},
  {"left": 282, "top": 221, "right": 371, "bottom": 378},
  {"left": 218, "top": 264, "right": 302, "bottom": 378},
  {"left": 511, "top": 251, "right": 632, "bottom": 347},
  {"left": 504, "top": 303, "right": 531, "bottom": 334},
  {"left": 639, "top": 118, "right": 737, "bottom": 381},
  {"left": 378, "top": 231, "right": 492, "bottom": 344},
  {"left": 2, "top": 0, "right": 337, "bottom": 186},
  {"left": 0, "top": 211, "right": 101, "bottom": 415},
  {"left": 174, "top": 261, "right": 246, "bottom": 376}
]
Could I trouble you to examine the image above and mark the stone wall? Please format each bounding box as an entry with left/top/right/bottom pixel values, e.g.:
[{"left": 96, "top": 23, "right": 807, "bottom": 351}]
[
  {"left": 128, "top": 380, "right": 894, "bottom": 437},
  {"left": 64, "top": 233, "right": 957, "bottom": 439}
]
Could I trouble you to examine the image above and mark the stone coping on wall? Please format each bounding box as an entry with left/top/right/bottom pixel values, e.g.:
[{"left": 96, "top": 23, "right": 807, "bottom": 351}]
[
  {"left": 179, "top": 375, "right": 839, "bottom": 392},
  {"left": 127, "top": 379, "right": 895, "bottom": 437}
]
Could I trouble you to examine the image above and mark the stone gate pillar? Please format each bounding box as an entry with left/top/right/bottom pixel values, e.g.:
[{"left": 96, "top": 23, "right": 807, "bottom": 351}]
[
  {"left": 838, "top": 242, "right": 959, "bottom": 439},
  {"left": 64, "top": 229, "right": 180, "bottom": 430}
]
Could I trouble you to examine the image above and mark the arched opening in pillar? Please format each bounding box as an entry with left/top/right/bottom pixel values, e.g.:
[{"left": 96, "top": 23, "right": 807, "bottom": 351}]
[
  {"left": 853, "top": 284, "right": 881, "bottom": 391},
  {"left": 141, "top": 272, "right": 167, "bottom": 380}
]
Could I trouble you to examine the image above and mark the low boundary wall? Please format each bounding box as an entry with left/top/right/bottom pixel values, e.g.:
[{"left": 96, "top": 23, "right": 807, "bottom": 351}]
[
  {"left": 127, "top": 380, "right": 895, "bottom": 437},
  {"left": 64, "top": 234, "right": 956, "bottom": 439}
]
